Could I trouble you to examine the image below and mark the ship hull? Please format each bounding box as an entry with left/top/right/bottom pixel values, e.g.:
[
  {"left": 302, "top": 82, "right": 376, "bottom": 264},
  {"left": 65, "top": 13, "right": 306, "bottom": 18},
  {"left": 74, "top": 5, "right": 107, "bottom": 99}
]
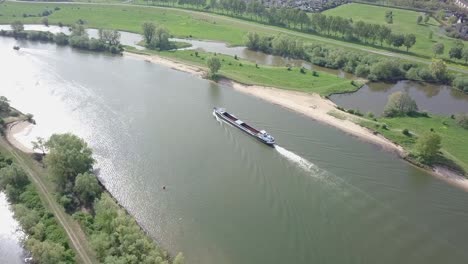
[{"left": 214, "top": 108, "right": 275, "bottom": 147}]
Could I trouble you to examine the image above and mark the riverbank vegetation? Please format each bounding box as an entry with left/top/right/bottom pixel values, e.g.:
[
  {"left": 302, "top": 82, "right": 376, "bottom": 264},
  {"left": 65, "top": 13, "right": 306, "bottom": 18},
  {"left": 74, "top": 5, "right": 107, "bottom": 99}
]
[
  {"left": 42, "top": 133, "right": 183, "bottom": 263},
  {"left": 331, "top": 92, "right": 468, "bottom": 174},
  {"left": 0, "top": 160, "right": 76, "bottom": 263},
  {"left": 0, "top": 103, "right": 76, "bottom": 263},
  {"left": 0, "top": 21, "right": 124, "bottom": 54},
  {"left": 127, "top": 46, "right": 359, "bottom": 95}
]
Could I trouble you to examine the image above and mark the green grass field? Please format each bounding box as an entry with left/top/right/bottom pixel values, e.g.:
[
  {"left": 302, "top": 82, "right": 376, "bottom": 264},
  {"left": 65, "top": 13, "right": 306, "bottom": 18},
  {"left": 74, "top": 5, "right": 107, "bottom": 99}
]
[
  {"left": 0, "top": 1, "right": 269, "bottom": 45},
  {"left": 127, "top": 47, "right": 358, "bottom": 95},
  {"left": 1, "top": 1, "right": 467, "bottom": 73},
  {"left": 356, "top": 115, "right": 468, "bottom": 173},
  {"left": 324, "top": 3, "right": 464, "bottom": 62}
]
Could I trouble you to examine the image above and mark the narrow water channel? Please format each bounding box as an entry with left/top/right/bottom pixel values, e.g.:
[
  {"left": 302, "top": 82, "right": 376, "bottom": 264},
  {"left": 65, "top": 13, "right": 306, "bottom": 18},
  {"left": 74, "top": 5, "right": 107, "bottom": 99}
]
[{"left": 0, "top": 193, "right": 26, "bottom": 264}]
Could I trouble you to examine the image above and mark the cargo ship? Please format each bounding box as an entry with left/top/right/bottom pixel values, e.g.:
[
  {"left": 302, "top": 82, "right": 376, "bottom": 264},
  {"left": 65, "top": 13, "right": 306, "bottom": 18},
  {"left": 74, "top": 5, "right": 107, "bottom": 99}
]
[{"left": 213, "top": 107, "right": 275, "bottom": 146}]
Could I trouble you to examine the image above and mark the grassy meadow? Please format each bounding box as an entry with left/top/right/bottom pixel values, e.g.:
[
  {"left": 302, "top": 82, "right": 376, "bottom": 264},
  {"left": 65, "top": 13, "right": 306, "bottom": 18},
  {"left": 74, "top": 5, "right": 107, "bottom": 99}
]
[
  {"left": 1, "top": 1, "right": 467, "bottom": 72},
  {"left": 355, "top": 114, "right": 468, "bottom": 173},
  {"left": 324, "top": 3, "right": 465, "bottom": 61},
  {"left": 128, "top": 47, "right": 358, "bottom": 95}
]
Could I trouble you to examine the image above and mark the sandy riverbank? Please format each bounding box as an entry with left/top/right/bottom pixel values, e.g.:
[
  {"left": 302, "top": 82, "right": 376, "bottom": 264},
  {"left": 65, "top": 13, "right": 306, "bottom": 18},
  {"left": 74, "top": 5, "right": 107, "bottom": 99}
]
[
  {"left": 6, "top": 121, "right": 34, "bottom": 153},
  {"left": 124, "top": 51, "right": 468, "bottom": 191}
]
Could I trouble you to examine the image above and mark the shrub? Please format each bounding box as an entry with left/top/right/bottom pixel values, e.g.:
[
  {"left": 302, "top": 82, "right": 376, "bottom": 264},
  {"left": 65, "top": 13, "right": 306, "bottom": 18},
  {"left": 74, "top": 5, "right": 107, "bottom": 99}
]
[
  {"left": 452, "top": 76, "right": 468, "bottom": 92},
  {"left": 300, "top": 67, "right": 306, "bottom": 74},
  {"left": 455, "top": 113, "right": 468, "bottom": 129},
  {"left": 402, "top": 128, "right": 410, "bottom": 136},
  {"left": 367, "top": 112, "right": 375, "bottom": 118},
  {"left": 383, "top": 91, "right": 418, "bottom": 117}
]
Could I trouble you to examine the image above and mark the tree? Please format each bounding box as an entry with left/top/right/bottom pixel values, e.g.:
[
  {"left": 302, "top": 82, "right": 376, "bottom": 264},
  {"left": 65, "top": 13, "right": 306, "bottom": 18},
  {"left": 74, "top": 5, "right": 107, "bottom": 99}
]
[
  {"left": 98, "top": 29, "right": 121, "bottom": 46},
  {"left": 449, "top": 41, "right": 464, "bottom": 60},
  {"left": 432, "top": 43, "right": 444, "bottom": 58},
  {"left": 391, "top": 34, "right": 405, "bottom": 48},
  {"left": 383, "top": 91, "right": 418, "bottom": 117},
  {"left": 0, "top": 96, "right": 10, "bottom": 113},
  {"left": 206, "top": 56, "right": 221, "bottom": 78},
  {"left": 463, "top": 48, "right": 468, "bottom": 64},
  {"left": 10, "top": 21, "right": 24, "bottom": 33},
  {"left": 74, "top": 172, "right": 101, "bottom": 206},
  {"left": 174, "top": 253, "right": 185, "bottom": 264},
  {"left": 54, "top": 33, "right": 69, "bottom": 45},
  {"left": 142, "top": 22, "right": 156, "bottom": 45},
  {"left": 71, "top": 24, "right": 87, "bottom": 37},
  {"left": 417, "top": 16, "right": 422, "bottom": 24},
  {"left": 0, "top": 164, "right": 29, "bottom": 191},
  {"left": 430, "top": 59, "right": 447, "bottom": 81},
  {"left": 26, "top": 239, "right": 67, "bottom": 264},
  {"left": 424, "top": 14, "right": 430, "bottom": 24},
  {"left": 245, "top": 32, "right": 260, "bottom": 50},
  {"left": 42, "top": 17, "right": 49, "bottom": 27},
  {"left": 428, "top": 31, "right": 433, "bottom": 40},
  {"left": 45, "top": 133, "right": 94, "bottom": 193},
  {"left": 32, "top": 137, "right": 47, "bottom": 156},
  {"left": 149, "top": 27, "right": 171, "bottom": 50},
  {"left": 403, "top": 34, "right": 416, "bottom": 52},
  {"left": 415, "top": 133, "right": 441, "bottom": 164},
  {"left": 455, "top": 113, "right": 468, "bottom": 129},
  {"left": 385, "top": 10, "right": 393, "bottom": 24},
  {"left": 453, "top": 76, "right": 468, "bottom": 92},
  {"left": 377, "top": 26, "right": 391, "bottom": 46}
]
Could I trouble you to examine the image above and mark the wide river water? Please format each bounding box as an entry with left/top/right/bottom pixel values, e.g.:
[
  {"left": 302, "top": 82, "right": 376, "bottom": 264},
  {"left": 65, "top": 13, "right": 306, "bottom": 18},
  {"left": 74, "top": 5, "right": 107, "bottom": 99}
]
[{"left": 2, "top": 36, "right": 468, "bottom": 263}]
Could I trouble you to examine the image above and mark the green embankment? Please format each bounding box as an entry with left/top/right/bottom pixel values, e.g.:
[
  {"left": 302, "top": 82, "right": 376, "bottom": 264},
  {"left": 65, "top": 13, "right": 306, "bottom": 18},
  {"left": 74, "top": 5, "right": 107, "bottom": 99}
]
[
  {"left": 1, "top": 1, "right": 467, "bottom": 73},
  {"left": 128, "top": 47, "right": 358, "bottom": 96},
  {"left": 352, "top": 114, "right": 468, "bottom": 173},
  {"left": 324, "top": 3, "right": 462, "bottom": 62}
]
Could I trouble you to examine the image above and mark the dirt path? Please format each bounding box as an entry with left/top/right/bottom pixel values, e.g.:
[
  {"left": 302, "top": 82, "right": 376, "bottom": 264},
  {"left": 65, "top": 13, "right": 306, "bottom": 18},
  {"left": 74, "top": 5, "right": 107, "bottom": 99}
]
[{"left": 2, "top": 124, "right": 96, "bottom": 264}]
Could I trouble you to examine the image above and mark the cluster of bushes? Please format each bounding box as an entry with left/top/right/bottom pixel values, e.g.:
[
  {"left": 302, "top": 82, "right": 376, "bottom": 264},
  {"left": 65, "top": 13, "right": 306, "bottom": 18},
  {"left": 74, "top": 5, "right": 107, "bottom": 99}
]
[
  {"left": 452, "top": 76, "right": 468, "bottom": 92},
  {"left": 2, "top": 21, "right": 124, "bottom": 54},
  {"left": 245, "top": 32, "right": 309, "bottom": 60},
  {"left": 0, "top": 28, "right": 55, "bottom": 41},
  {"left": 20, "top": 7, "right": 59, "bottom": 19},
  {"left": 42, "top": 133, "right": 183, "bottom": 263},
  {"left": 309, "top": 43, "right": 453, "bottom": 83},
  {"left": 142, "top": 22, "right": 177, "bottom": 51},
  {"left": 0, "top": 154, "right": 75, "bottom": 263}
]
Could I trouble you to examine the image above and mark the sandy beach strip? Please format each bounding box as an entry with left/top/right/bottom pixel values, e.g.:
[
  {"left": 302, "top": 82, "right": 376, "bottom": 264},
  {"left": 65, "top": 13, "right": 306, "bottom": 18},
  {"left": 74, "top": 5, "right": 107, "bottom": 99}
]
[
  {"left": 6, "top": 121, "right": 34, "bottom": 153},
  {"left": 123, "top": 51, "right": 468, "bottom": 191}
]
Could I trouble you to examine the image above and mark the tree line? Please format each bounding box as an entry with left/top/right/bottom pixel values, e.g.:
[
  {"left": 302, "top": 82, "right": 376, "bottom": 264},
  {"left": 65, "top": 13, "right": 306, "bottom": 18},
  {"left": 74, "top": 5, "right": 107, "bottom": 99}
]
[
  {"left": 245, "top": 32, "right": 309, "bottom": 60},
  {"left": 36, "top": 133, "right": 185, "bottom": 264},
  {"left": 3, "top": 21, "right": 124, "bottom": 54},
  {"left": 245, "top": 31, "right": 453, "bottom": 84},
  {"left": 146, "top": 0, "right": 417, "bottom": 52}
]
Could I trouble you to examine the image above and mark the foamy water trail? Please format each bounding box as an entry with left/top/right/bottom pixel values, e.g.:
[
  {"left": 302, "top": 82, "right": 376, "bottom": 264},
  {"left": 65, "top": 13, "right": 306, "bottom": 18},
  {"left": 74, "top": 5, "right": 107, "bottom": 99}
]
[
  {"left": 212, "top": 110, "right": 221, "bottom": 123},
  {"left": 274, "top": 145, "right": 321, "bottom": 175}
]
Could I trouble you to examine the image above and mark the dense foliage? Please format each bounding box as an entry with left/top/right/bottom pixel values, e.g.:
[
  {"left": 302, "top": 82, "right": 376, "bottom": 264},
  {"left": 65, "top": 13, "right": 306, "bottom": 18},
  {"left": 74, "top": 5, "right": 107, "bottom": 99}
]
[
  {"left": 0, "top": 154, "right": 75, "bottom": 264},
  {"left": 206, "top": 56, "right": 221, "bottom": 77},
  {"left": 383, "top": 91, "right": 418, "bottom": 117},
  {"left": 142, "top": 22, "right": 175, "bottom": 51},
  {"left": 455, "top": 113, "right": 468, "bottom": 129},
  {"left": 415, "top": 132, "right": 442, "bottom": 164},
  {"left": 0, "top": 21, "right": 123, "bottom": 54},
  {"left": 149, "top": 0, "right": 419, "bottom": 53},
  {"left": 45, "top": 133, "right": 182, "bottom": 263},
  {"left": 245, "top": 32, "right": 308, "bottom": 60}
]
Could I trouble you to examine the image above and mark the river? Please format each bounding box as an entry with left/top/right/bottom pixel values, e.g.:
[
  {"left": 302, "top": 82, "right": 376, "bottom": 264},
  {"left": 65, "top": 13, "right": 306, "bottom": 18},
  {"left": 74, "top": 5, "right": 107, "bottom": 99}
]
[
  {"left": 0, "top": 193, "right": 26, "bottom": 264},
  {"left": 2, "top": 36, "right": 468, "bottom": 263}
]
